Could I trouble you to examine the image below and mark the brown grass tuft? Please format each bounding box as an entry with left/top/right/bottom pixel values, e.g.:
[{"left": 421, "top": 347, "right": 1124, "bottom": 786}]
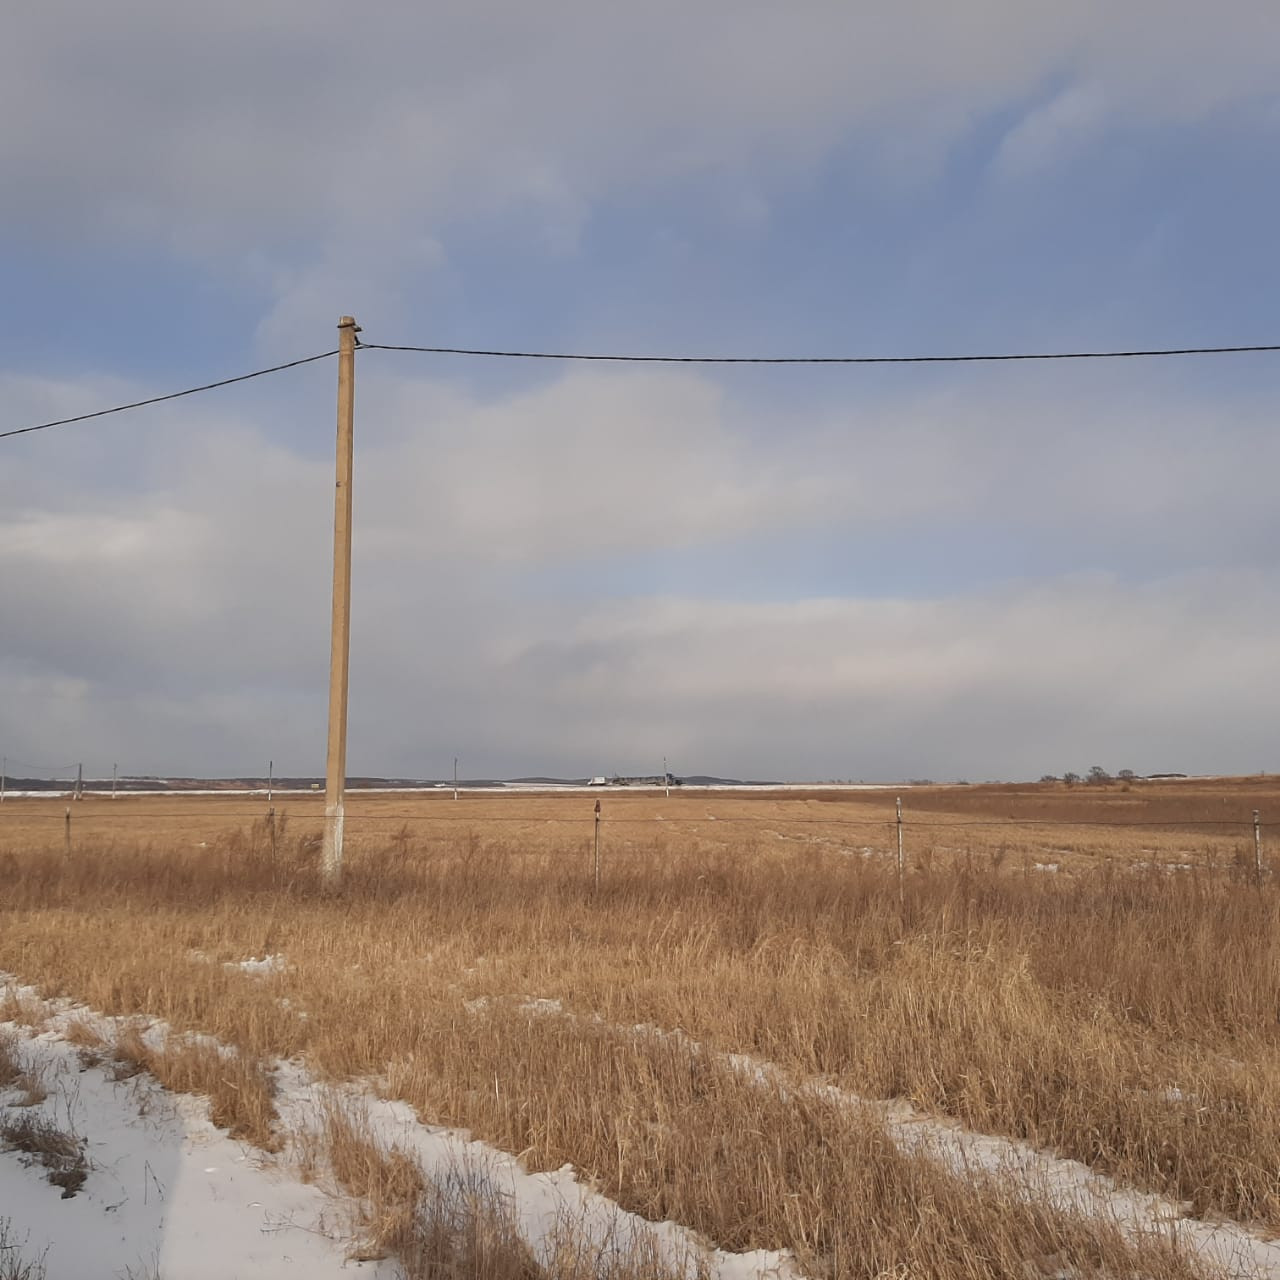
[
  {"left": 0, "top": 992, "right": 48, "bottom": 1032},
  {"left": 312, "top": 1097, "right": 554, "bottom": 1279},
  {"left": 0, "top": 1035, "right": 48, "bottom": 1107},
  {"left": 318, "top": 1098, "right": 427, "bottom": 1261},
  {"left": 110, "top": 1024, "right": 279, "bottom": 1149},
  {"left": 0, "top": 1031, "right": 19, "bottom": 1090},
  {"left": 0, "top": 1113, "right": 89, "bottom": 1198},
  {"left": 61, "top": 1017, "right": 105, "bottom": 1049}
]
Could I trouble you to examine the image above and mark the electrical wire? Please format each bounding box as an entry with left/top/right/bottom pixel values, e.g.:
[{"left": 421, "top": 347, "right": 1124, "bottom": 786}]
[
  {"left": 0, "top": 350, "right": 338, "bottom": 441},
  {"left": 6, "top": 337, "right": 1279, "bottom": 441},
  {"left": 358, "top": 340, "right": 1280, "bottom": 366}
]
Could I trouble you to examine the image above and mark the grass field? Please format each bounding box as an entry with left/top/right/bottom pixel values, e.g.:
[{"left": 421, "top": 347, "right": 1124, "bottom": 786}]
[
  {"left": 1, "top": 780, "right": 1278, "bottom": 1278},
  {"left": 2, "top": 774, "right": 1273, "bottom": 870}
]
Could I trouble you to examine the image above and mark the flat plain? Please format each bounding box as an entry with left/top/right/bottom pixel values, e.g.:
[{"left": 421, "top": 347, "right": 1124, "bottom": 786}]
[{"left": 1, "top": 778, "right": 1278, "bottom": 1278}]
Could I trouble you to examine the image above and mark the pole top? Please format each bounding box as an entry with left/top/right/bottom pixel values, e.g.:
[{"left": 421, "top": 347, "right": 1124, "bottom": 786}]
[{"left": 338, "top": 316, "right": 361, "bottom": 331}]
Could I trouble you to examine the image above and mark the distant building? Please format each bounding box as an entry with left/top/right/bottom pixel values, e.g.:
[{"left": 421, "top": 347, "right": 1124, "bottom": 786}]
[{"left": 586, "top": 774, "right": 681, "bottom": 787}]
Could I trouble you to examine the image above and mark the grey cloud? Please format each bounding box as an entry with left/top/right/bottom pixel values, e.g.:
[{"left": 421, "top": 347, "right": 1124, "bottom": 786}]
[
  {"left": 992, "top": 84, "right": 1108, "bottom": 178},
  {"left": 467, "top": 571, "right": 1280, "bottom": 780},
  {"left": 5, "top": 3, "right": 1280, "bottom": 347},
  {"left": 2, "top": 363, "right": 1276, "bottom": 778}
]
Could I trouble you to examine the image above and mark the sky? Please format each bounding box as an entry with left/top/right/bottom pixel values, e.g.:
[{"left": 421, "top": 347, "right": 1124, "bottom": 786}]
[{"left": 3, "top": 1, "right": 1280, "bottom": 783}]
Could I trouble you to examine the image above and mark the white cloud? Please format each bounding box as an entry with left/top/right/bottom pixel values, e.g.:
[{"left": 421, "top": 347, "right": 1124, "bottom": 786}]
[
  {"left": 2, "top": 361, "right": 1278, "bottom": 778},
  {"left": 473, "top": 570, "right": 1280, "bottom": 780},
  {"left": 356, "top": 368, "right": 841, "bottom": 563}
]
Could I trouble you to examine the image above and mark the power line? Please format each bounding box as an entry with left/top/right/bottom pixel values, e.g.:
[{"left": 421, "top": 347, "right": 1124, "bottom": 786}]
[
  {"left": 359, "top": 340, "right": 1280, "bottom": 366},
  {"left": 6, "top": 334, "right": 1279, "bottom": 443},
  {"left": 0, "top": 350, "right": 338, "bottom": 442}
]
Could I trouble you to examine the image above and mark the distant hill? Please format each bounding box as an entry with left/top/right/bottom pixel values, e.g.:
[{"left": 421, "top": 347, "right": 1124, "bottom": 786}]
[
  {"left": 4, "top": 772, "right": 781, "bottom": 793},
  {"left": 507, "top": 776, "right": 589, "bottom": 785}
]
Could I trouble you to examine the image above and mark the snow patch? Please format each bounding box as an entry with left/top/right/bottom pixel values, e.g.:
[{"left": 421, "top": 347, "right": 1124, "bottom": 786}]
[
  {"left": 277, "top": 1070, "right": 798, "bottom": 1280},
  {"left": 477, "top": 996, "right": 1280, "bottom": 1279},
  {"left": 1, "top": 977, "right": 798, "bottom": 1280},
  {"left": 0, "top": 1024, "right": 390, "bottom": 1279},
  {"left": 230, "top": 954, "right": 290, "bottom": 976}
]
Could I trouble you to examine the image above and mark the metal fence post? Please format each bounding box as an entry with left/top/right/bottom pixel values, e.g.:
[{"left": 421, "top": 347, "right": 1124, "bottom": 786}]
[{"left": 594, "top": 798, "right": 601, "bottom": 894}]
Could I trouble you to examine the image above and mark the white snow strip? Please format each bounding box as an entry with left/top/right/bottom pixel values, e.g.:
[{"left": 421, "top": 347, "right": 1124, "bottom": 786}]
[
  {"left": 276, "top": 1070, "right": 796, "bottom": 1280},
  {"left": 505, "top": 998, "right": 1280, "bottom": 1279},
  {"left": 0, "top": 977, "right": 797, "bottom": 1280},
  {"left": 0, "top": 1028, "right": 392, "bottom": 1280}
]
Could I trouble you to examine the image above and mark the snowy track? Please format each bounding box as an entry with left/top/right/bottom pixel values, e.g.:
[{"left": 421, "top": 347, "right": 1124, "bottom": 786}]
[
  {"left": 508, "top": 996, "right": 1280, "bottom": 1279},
  {"left": 0, "top": 1030, "right": 390, "bottom": 1280},
  {"left": 0, "top": 978, "right": 796, "bottom": 1280}
]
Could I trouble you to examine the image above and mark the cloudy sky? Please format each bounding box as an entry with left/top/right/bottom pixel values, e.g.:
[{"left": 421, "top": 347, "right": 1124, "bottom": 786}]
[{"left": 3, "top": 2, "right": 1280, "bottom": 782}]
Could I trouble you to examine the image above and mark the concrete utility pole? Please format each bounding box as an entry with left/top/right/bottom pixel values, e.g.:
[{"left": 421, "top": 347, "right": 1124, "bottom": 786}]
[
  {"left": 322, "top": 316, "right": 360, "bottom": 884},
  {"left": 1255, "top": 809, "right": 1264, "bottom": 886},
  {"left": 896, "top": 795, "right": 905, "bottom": 910}
]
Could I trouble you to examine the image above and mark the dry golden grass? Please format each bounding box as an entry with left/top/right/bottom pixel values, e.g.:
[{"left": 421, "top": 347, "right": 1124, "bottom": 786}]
[
  {"left": 108, "top": 1022, "right": 280, "bottom": 1149},
  {"left": 59, "top": 1016, "right": 105, "bottom": 1050},
  {"left": 1, "top": 783, "right": 1277, "bottom": 1276},
  {"left": 0, "top": 993, "right": 49, "bottom": 1033},
  {"left": 0, "top": 1031, "right": 19, "bottom": 1091},
  {"left": 1, "top": 773, "right": 1272, "bottom": 872},
  {"left": 303, "top": 1093, "right": 692, "bottom": 1280},
  {"left": 0, "top": 1032, "right": 47, "bottom": 1109},
  {"left": 310, "top": 1097, "right": 432, "bottom": 1263},
  {"left": 379, "top": 1001, "right": 1211, "bottom": 1279}
]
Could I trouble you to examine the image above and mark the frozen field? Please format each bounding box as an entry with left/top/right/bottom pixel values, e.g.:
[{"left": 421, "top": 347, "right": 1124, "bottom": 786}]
[{"left": 1, "top": 781, "right": 1277, "bottom": 1278}]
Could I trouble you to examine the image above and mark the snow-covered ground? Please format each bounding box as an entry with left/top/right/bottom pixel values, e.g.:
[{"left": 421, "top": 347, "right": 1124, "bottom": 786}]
[
  {"left": 0, "top": 1029, "right": 392, "bottom": 1280},
  {"left": 0, "top": 979, "right": 796, "bottom": 1280}
]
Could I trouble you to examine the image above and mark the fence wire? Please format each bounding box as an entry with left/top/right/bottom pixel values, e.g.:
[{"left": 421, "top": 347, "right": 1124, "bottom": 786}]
[{"left": 0, "top": 797, "right": 1274, "bottom": 833}]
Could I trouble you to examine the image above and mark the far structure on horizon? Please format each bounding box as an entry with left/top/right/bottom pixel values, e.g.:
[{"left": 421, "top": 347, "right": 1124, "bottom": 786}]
[{"left": 588, "top": 773, "right": 681, "bottom": 787}]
